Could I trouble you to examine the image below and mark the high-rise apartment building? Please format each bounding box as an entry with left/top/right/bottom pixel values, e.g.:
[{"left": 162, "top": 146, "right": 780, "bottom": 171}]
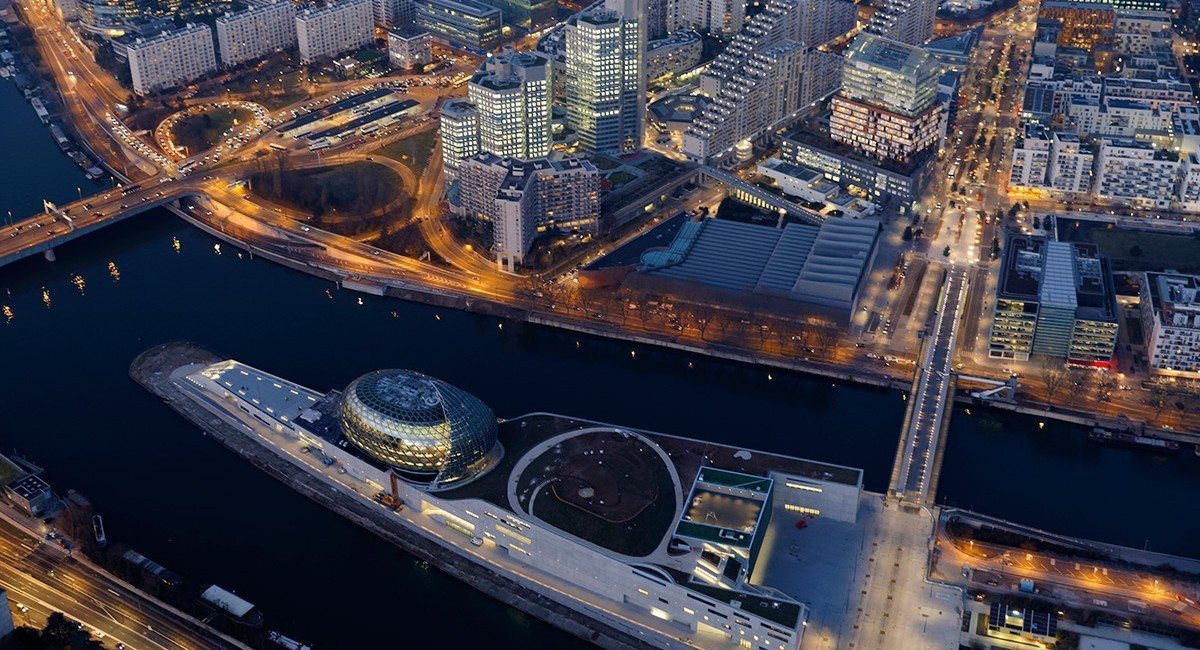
[
  {"left": 829, "top": 34, "right": 943, "bottom": 163},
  {"left": 680, "top": 0, "right": 850, "bottom": 163},
  {"left": 468, "top": 46, "right": 553, "bottom": 160},
  {"left": 215, "top": 0, "right": 297, "bottom": 68},
  {"left": 668, "top": 0, "right": 745, "bottom": 37},
  {"left": 1093, "top": 137, "right": 1179, "bottom": 210},
  {"left": 440, "top": 99, "right": 481, "bottom": 181},
  {"left": 296, "top": 0, "right": 374, "bottom": 64},
  {"left": 414, "top": 0, "right": 502, "bottom": 52},
  {"left": 126, "top": 23, "right": 217, "bottom": 94},
  {"left": 372, "top": 0, "right": 416, "bottom": 28},
  {"left": 865, "top": 0, "right": 937, "bottom": 45},
  {"left": 564, "top": 0, "right": 647, "bottom": 155},
  {"left": 988, "top": 237, "right": 1119, "bottom": 367},
  {"left": 455, "top": 153, "right": 600, "bottom": 269}
]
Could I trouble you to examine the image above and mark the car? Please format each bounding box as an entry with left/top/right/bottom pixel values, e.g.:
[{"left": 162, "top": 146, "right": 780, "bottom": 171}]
[{"left": 15, "top": 603, "right": 29, "bottom": 613}]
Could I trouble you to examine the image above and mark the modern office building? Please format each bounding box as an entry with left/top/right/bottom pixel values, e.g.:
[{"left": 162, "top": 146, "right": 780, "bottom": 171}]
[
  {"left": 564, "top": 0, "right": 647, "bottom": 155},
  {"left": 829, "top": 34, "right": 943, "bottom": 164},
  {"left": 988, "top": 236, "right": 1119, "bottom": 367},
  {"left": 372, "top": 0, "right": 415, "bottom": 28},
  {"left": 455, "top": 152, "right": 600, "bottom": 269},
  {"left": 79, "top": 0, "right": 166, "bottom": 35},
  {"left": 478, "top": 0, "right": 554, "bottom": 28},
  {"left": 780, "top": 128, "right": 922, "bottom": 203},
  {"left": 645, "top": 30, "right": 702, "bottom": 82},
  {"left": 1093, "top": 137, "right": 1179, "bottom": 210},
  {"left": 865, "top": 0, "right": 938, "bottom": 45},
  {"left": 339, "top": 369, "right": 501, "bottom": 486},
  {"left": 126, "top": 23, "right": 217, "bottom": 95},
  {"left": 387, "top": 26, "right": 433, "bottom": 69},
  {"left": 296, "top": 0, "right": 374, "bottom": 64},
  {"left": 1140, "top": 272, "right": 1200, "bottom": 379},
  {"left": 681, "top": 0, "right": 848, "bottom": 163},
  {"left": 215, "top": 0, "right": 297, "bottom": 68},
  {"left": 440, "top": 99, "right": 481, "bottom": 181},
  {"left": 414, "top": 0, "right": 502, "bottom": 52},
  {"left": 467, "top": 46, "right": 553, "bottom": 161}
]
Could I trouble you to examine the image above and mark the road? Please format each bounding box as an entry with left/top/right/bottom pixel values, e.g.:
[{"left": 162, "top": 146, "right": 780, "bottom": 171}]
[
  {"left": 935, "top": 517, "right": 1200, "bottom": 630},
  {"left": 0, "top": 516, "right": 244, "bottom": 649}
]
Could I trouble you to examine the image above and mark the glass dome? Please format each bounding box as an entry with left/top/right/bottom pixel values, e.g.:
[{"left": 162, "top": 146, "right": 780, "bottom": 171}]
[{"left": 339, "top": 370, "right": 499, "bottom": 486}]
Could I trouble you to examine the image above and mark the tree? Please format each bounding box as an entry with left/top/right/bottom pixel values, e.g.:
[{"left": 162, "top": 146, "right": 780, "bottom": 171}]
[
  {"left": 902, "top": 226, "right": 914, "bottom": 241},
  {"left": 1008, "top": 203, "right": 1021, "bottom": 218},
  {"left": 990, "top": 236, "right": 1000, "bottom": 260},
  {"left": 1143, "top": 386, "right": 1171, "bottom": 423},
  {"left": 1039, "top": 357, "right": 1068, "bottom": 404},
  {"left": 1094, "top": 372, "right": 1118, "bottom": 403},
  {"left": 1129, "top": 244, "right": 1143, "bottom": 258},
  {"left": 943, "top": 245, "right": 951, "bottom": 257},
  {"left": 1065, "top": 366, "right": 1093, "bottom": 403}
]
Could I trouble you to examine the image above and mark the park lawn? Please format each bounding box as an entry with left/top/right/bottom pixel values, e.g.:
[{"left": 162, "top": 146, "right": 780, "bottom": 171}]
[
  {"left": 378, "top": 128, "right": 438, "bottom": 174},
  {"left": 171, "top": 107, "right": 253, "bottom": 154},
  {"left": 1084, "top": 227, "right": 1200, "bottom": 273},
  {"left": 250, "top": 161, "right": 404, "bottom": 216}
]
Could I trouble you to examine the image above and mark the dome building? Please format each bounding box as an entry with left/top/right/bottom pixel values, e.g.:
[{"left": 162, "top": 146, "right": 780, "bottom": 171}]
[{"left": 338, "top": 370, "right": 500, "bottom": 487}]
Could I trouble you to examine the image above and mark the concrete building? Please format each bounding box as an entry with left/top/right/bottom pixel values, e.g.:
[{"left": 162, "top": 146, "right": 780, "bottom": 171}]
[
  {"left": 988, "top": 236, "right": 1119, "bottom": 367},
  {"left": 414, "top": 0, "right": 501, "bottom": 52},
  {"left": 4, "top": 474, "right": 58, "bottom": 518},
  {"left": 1178, "top": 153, "right": 1200, "bottom": 211},
  {"left": 1066, "top": 96, "right": 1169, "bottom": 139},
  {"left": 780, "top": 128, "right": 922, "bottom": 203},
  {"left": 756, "top": 157, "right": 880, "bottom": 218},
  {"left": 681, "top": 0, "right": 849, "bottom": 164},
  {"left": 215, "top": 0, "right": 297, "bottom": 68},
  {"left": 479, "top": 0, "right": 554, "bottom": 28},
  {"left": 829, "top": 34, "right": 943, "bottom": 164},
  {"left": 1009, "top": 123, "right": 1053, "bottom": 191},
  {"left": 564, "top": 0, "right": 647, "bottom": 155},
  {"left": 0, "top": 589, "right": 13, "bottom": 640},
  {"left": 645, "top": 31, "right": 702, "bottom": 82},
  {"left": 668, "top": 0, "right": 745, "bottom": 37},
  {"left": 439, "top": 98, "right": 480, "bottom": 181},
  {"left": 1048, "top": 132, "right": 1094, "bottom": 194},
  {"left": 1093, "top": 137, "right": 1179, "bottom": 210},
  {"left": 387, "top": 26, "right": 433, "bottom": 69},
  {"left": 865, "top": 0, "right": 938, "bottom": 45},
  {"left": 467, "top": 46, "right": 553, "bottom": 161},
  {"left": 373, "top": 0, "right": 416, "bottom": 28},
  {"left": 455, "top": 153, "right": 599, "bottom": 269},
  {"left": 126, "top": 23, "right": 217, "bottom": 95},
  {"left": 296, "top": 0, "right": 374, "bottom": 64},
  {"left": 1140, "top": 272, "right": 1200, "bottom": 379}
]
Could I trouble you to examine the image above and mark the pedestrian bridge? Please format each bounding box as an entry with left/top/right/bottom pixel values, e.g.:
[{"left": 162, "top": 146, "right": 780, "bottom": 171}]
[{"left": 697, "top": 166, "right": 822, "bottom": 225}]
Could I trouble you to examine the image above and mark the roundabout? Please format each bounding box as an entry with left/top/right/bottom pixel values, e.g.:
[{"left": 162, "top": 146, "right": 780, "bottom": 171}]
[{"left": 155, "top": 101, "right": 270, "bottom": 159}]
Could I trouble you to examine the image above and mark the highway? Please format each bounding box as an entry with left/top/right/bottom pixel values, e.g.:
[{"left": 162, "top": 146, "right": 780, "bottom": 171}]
[{"left": 0, "top": 516, "right": 245, "bottom": 649}]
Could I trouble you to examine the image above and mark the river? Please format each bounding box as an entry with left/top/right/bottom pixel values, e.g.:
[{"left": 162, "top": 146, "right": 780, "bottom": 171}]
[{"left": 0, "top": 79, "right": 1197, "bottom": 648}]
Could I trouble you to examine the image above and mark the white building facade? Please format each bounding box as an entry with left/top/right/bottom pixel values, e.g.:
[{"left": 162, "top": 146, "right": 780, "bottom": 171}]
[
  {"left": 215, "top": 0, "right": 297, "bottom": 68},
  {"left": 296, "top": 0, "right": 374, "bottom": 64},
  {"left": 127, "top": 24, "right": 217, "bottom": 95}
]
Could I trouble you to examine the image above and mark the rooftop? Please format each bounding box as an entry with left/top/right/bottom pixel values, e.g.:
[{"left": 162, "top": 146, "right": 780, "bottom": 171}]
[
  {"left": 1144, "top": 272, "right": 1200, "bottom": 329},
  {"left": 999, "top": 236, "right": 1117, "bottom": 323}
]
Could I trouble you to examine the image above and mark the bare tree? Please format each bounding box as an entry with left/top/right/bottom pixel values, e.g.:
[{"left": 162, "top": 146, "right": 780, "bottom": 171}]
[
  {"left": 1039, "top": 356, "right": 1068, "bottom": 404},
  {"left": 1065, "top": 366, "right": 1093, "bottom": 404},
  {"left": 1094, "top": 372, "right": 1118, "bottom": 403},
  {"left": 1142, "top": 385, "right": 1171, "bottom": 424}
]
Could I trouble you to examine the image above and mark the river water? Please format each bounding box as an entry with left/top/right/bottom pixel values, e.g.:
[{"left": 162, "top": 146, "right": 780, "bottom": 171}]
[{"left": 1, "top": 80, "right": 1197, "bottom": 648}]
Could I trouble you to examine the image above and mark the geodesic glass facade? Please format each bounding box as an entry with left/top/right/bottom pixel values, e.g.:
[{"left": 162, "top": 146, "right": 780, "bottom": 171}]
[{"left": 339, "top": 370, "right": 499, "bottom": 486}]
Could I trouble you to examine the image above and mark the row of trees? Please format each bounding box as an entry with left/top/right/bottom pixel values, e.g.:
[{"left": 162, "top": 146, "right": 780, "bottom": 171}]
[{"left": 1037, "top": 356, "right": 1200, "bottom": 427}]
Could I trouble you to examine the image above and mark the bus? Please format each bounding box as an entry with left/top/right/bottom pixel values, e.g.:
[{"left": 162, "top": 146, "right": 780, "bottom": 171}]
[
  {"left": 309, "top": 140, "right": 330, "bottom": 152},
  {"left": 268, "top": 143, "right": 288, "bottom": 152}
]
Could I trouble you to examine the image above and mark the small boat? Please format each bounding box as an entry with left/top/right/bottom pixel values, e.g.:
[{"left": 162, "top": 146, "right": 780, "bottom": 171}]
[
  {"left": 1088, "top": 427, "right": 1180, "bottom": 453},
  {"left": 92, "top": 515, "right": 107, "bottom": 548}
]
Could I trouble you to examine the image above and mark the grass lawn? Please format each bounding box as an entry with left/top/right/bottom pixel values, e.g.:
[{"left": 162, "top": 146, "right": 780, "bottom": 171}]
[
  {"left": 377, "top": 128, "right": 438, "bottom": 173},
  {"left": 1072, "top": 223, "right": 1200, "bottom": 273},
  {"left": 171, "top": 107, "right": 253, "bottom": 154},
  {"left": 605, "top": 170, "right": 638, "bottom": 189}
]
